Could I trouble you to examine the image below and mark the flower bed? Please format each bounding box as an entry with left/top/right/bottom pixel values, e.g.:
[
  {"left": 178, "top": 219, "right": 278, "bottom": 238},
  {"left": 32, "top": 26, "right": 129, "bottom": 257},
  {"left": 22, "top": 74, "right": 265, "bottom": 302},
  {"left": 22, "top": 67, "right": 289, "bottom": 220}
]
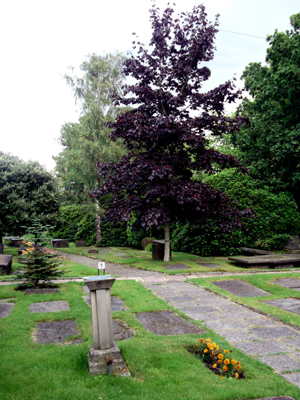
[{"left": 188, "top": 338, "right": 245, "bottom": 379}]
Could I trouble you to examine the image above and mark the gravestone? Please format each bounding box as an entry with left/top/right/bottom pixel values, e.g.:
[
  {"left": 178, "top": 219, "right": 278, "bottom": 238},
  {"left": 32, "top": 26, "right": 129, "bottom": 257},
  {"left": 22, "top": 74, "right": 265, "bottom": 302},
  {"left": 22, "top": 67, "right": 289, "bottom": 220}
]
[
  {"left": 163, "top": 263, "right": 190, "bottom": 271},
  {"left": 229, "top": 254, "right": 300, "bottom": 268},
  {"left": 11, "top": 238, "right": 23, "bottom": 247},
  {"left": 197, "top": 263, "right": 222, "bottom": 268},
  {"left": 284, "top": 236, "right": 300, "bottom": 253},
  {"left": 272, "top": 278, "right": 300, "bottom": 291},
  {"left": 135, "top": 311, "right": 206, "bottom": 335},
  {"left": 152, "top": 240, "right": 171, "bottom": 261},
  {"left": 0, "top": 302, "right": 15, "bottom": 319},
  {"left": 29, "top": 301, "right": 69, "bottom": 313},
  {"left": 34, "top": 320, "right": 81, "bottom": 344},
  {"left": 0, "top": 255, "right": 12, "bottom": 274},
  {"left": 212, "top": 279, "right": 270, "bottom": 297},
  {"left": 51, "top": 239, "right": 69, "bottom": 248},
  {"left": 75, "top": 241, "right": 86, "bottom": 247},
  {"left": 88, "top": 249, "right": 98, "bottom": 254}
]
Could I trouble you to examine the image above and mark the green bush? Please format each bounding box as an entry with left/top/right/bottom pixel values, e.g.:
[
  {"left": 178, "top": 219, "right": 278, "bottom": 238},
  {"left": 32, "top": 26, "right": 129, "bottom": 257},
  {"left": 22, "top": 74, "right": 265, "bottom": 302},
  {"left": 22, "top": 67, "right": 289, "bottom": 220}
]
[
  {"left": 172, "top": 169, "right": 300, "bottom": 256},
  {"left": 51, "top": 205, "right": 95, "bottom": 244},
  {"left": 98, "top": 221, "right": 129, "bottom": 247}
]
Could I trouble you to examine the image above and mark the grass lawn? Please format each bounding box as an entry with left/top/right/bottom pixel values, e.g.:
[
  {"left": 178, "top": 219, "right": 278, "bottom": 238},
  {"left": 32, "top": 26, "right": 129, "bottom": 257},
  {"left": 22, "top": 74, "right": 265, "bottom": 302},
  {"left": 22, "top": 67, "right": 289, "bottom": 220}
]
[
  {"left": 189, "top": 272, "right": 300, "bottom": 329},
  {"left": 45, "top": 243, "right": 300, "bottom": 275},
  {"left": 1, "top": 279, "right": 300, "bottom": 400}
]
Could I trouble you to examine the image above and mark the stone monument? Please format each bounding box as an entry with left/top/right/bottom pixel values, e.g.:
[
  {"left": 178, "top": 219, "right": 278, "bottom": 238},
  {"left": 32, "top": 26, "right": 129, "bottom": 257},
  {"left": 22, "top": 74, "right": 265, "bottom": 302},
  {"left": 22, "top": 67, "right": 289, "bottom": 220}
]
[{"left": 84, "top": 275, "right": 130, "bottom": 377}]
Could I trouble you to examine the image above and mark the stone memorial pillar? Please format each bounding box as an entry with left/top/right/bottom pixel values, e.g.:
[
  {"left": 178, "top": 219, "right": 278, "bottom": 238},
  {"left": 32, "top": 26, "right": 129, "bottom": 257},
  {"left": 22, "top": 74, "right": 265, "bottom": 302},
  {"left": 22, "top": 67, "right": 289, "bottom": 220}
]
[{"left": 84, "top": 276, "right": 130, "bottom": 377}]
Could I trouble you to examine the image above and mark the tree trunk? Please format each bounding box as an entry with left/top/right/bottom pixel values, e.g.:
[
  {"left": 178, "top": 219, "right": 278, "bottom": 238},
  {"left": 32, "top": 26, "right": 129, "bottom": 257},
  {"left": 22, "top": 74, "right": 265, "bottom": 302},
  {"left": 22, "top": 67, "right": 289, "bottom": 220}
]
[
  {"left": 163, "top": 223, "right": 171, "bottom": 262},
  {"left": 95, "top": 199, "right": 101, "bottom": 244}
]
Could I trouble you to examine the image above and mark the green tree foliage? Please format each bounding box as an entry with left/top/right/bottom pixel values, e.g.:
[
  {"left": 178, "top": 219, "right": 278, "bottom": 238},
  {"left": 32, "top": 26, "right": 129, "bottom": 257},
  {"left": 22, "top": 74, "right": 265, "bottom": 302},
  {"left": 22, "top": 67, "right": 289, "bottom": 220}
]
[
  {"left": 54, "top": 53, "right": 127, "bottom": 241},
  {"left": 231, "top": 14, "right": 300, "bottom": 208},
  {"left": 16, "top": 219, "right": 62, "bottom": 288},
  {"left": 0, "top": 152, "right": 59, "bottom": 241},
  {"left": 172, "top": 169, "right": 300, "bottom": 255},
  {"left": 51, "top": 205, "right": 129, "bottom": 247}
]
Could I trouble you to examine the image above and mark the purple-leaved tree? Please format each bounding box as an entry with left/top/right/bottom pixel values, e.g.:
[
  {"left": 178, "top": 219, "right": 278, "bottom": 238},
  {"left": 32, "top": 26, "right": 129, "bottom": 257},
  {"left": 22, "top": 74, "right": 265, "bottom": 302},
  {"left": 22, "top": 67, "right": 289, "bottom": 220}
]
[{"left": 92, "top": 3, "right": 251, "bottom": 261}]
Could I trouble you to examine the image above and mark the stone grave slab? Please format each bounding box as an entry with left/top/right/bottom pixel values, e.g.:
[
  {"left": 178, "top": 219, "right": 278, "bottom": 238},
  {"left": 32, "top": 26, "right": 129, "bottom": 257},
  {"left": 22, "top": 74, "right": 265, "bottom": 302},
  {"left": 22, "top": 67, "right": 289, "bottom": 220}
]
[
  {"left": 88, "top": 249, "right": 98, "bottom": 254},
  {"left": 29, "top": 301, "right": 69, "bottom": 313},
  {"left": 34, "top": 320, "right": 80, "bottom": 344},
  {"left": 212, "top": 279, "right": 270, "bottom": 297},
  {"left": 235, "top": 340, "right": 292, "bottom": 356},
  {"left": 251, "top": 326, "right": 300, "bottom": 339},
  {"left": 197, "top": 262, "right": 222, "bottom": 268},
  {"left": 272, "top": 278, "right": 300, "bottom": 291},
  {"left": 0, "top": 302, "right": 15, "bottom": 319},
  {"left": 229, "top": 254, "right": 300, "bottom": 268},
  {"left": 163, "top": 263, "right": 190, "bottom": 271},
  {"left": 263, "top": 298, "right": 300, "bottom": 315},
  {"left": 0, "top": 255, "right": 13, "bottom": 275},
  {"left": 114, "top": 253, "right": 128, "bottom": 257},
  {"left": 135, "top": 311, "right": 206, "bottom": 335},
  {"left": 25, "top": 288, "right": 59, "bottom": 295},
  {"left": 113, "top": 320, "right": 134, "bottom": 341}
]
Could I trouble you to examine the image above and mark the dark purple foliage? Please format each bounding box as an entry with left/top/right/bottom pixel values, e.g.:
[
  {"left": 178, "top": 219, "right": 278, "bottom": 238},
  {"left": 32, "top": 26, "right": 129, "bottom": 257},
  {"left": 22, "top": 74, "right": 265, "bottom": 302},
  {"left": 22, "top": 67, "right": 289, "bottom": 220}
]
[{"left": 92, "top": 4, "right": 252, "bottom": 233}]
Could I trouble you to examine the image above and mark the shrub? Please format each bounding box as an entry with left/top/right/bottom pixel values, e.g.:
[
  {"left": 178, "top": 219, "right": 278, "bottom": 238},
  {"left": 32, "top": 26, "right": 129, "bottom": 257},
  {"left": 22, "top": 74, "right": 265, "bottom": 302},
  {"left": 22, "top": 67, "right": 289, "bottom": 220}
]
[
  {"left": 172, "top": 169, "right": 300, "bottom": 255},
  {"left": 141, "top": 237, "right": 155, "bottom": 250},
  {"left": 97, "top": 221, "right": 129, "bottom": 247}
]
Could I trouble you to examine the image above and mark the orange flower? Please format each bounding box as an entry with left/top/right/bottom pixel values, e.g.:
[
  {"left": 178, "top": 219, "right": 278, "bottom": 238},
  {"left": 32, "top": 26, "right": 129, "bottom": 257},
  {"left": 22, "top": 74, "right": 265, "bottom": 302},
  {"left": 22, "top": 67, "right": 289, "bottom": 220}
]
[
  {"left": 231, "top": 359, "right": 237, "bottom": 365},
  {"left": 235, "top": 372, "right": 239, "bottom": 379},
  {"left": 199, "top": 338, "right": 203, "bottom": 343},
  {"left": 204, "top": 349, "right": 208, "bottom": 353},
  {"left": 237, "top": 365, "right": 242, "bottom": 370},
  {"left": 218, "top": 359, "right": 223, "bottom": 364},
  {"left": 224, "top": 350, "right": 229, "bottom": 354},
  {"left": 218, "top": 354, "right": 223, "bottom": 359},
  {"left": 213, "top": 364, "right": 217, "bottom": 368},
  {"left": 212, "top": 342, "right": 217, "bottom": 348},
  {"left": 224, "top": 358, "right": 230, "bottom": 365},
  {"left": 204, "top": 338, "right": 211, "bottom": 343},
  {"left": 223, "top": 366, "right": 228, "bottom": 372}
]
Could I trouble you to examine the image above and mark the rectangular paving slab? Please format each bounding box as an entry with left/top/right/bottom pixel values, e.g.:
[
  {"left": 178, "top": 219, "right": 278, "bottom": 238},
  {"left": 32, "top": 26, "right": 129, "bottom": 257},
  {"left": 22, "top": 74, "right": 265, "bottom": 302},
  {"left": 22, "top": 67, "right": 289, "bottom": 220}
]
[
  {"left": 263, "top": 298, "right": 300, "bottom": 315},
  {"left": 0, "top": 303, "right": 14, "bottom": 319},
  {"left": 135, "top": 311, "right": 206, "bottom": 335},
  {"left": 163, "top": 264, "right": 190, "bottom": 271},
  {"left": 235, "top": 339, "right": 293, "bottom": 356},
  {"left": 212, "top": 279, "right": 271, "bottom": 297},
  {"left": 34, "top": 320, "right": 80, "bottom": 344},
  {"left": 251, "top": 326, "right": 300, "bottom": 339},
  {"left": 259, "top": 354, "right": 300, "bottom": 372},
  {"left": 29, "top": 301, "right": 69, "bottom": 313},
  {"left": 271, "top": 278, "right": 300, "bottom": 291}
]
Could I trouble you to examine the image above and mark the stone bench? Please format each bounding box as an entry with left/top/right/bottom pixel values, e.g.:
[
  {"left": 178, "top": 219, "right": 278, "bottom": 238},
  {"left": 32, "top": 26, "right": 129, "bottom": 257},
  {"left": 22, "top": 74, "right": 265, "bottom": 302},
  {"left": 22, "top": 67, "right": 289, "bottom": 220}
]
[
  {"left": 152, "top": 240, "right": 171, "bottom": 261},
  {"left": 239, "top": 247, "right": 274, "bottom": 256},
  {"left": 0, "top": 255, "right": 13, "bottom": 275}
]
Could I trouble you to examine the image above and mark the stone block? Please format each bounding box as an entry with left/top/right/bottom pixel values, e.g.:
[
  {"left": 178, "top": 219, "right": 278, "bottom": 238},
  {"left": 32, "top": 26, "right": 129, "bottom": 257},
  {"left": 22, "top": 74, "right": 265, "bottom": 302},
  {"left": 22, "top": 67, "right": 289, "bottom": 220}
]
[
  {"left": 284, "top": 236, "right": 300, "bottom": 253},
  {"left": 152, "top": 240, "right": 171, "bottom": 261},
  {"left": 88, "top": 344, "right": 131, "bottom": 376},
  {"left": 51, "top": 239, "right": 69, "bottom": 248},
  {"left": 0, "top": 255, "right": 12, "bottom": 275}
]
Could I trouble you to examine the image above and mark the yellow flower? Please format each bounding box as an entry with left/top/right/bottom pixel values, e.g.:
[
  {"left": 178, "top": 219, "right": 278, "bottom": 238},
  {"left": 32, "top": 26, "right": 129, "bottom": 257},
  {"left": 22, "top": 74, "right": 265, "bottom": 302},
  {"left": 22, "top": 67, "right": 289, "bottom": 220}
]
[
  {"left": 235, "top": 372, "right": 239, "bottom": 379},
  {"left": 204, "top": 338, "right": 211, "bottom": 343},
  {"left": 218, "top": 359, "right": 223, "bottom": 364},
  {"left": 216, "top": 346, "right": 219, "bottom": 350},
  {"left": 213, "top": 364, "right": 217, "bottom": 368},
  {"left": 231, "top": 359, "right": 237, "bottom": 365},
  {"left": 224, "top": 358, "right": 230, "bottom": 365},
  {"left": 207, "top": 343, "right": 213, "bottom": 350},
  {"left": 221, "top": 376, "right": 225, "bottom": 379},
  {"left": 204, "top": 349, "right": 208, "bottom": 353},
  {"left": 224, "top": 350, "right": 229, "bottom": 354},
  {"left": 218, "top": 354, "right": 223, "bottom": 359},
  {"left": 212, "top": 342, "right": 217, "bottom": 348},
  {"left": 223, "top": 366, "right": 228, "bottom": 372},
  {"left": 22, "top": 250, "right": 28, "bottom": 255}
]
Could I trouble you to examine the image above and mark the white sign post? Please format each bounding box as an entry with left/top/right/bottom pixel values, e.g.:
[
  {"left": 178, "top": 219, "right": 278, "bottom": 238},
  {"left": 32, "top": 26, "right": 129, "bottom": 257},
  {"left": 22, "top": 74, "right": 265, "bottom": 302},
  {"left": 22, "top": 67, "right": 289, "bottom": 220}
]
[{"left": 97, "top": 262, "right": 105, "bottom": 275}]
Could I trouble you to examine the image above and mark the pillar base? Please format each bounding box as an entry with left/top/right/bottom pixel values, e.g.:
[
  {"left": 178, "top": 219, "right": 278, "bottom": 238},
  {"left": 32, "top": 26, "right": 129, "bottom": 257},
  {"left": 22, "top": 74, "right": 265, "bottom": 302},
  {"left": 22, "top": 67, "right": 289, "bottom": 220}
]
[{"left": 88, "top": 343, "right": 130, "bottom": 377}]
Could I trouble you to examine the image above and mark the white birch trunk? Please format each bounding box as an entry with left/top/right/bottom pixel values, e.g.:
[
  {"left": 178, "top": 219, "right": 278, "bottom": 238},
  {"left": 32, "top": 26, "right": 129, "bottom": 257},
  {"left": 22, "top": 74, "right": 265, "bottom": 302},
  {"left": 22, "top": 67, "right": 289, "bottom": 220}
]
[
  {"left": 163, "top": 222, "right": 171, "bottom": 262},
  {"left": 95, "top": 199, "right": 101, "bottom": 244}
]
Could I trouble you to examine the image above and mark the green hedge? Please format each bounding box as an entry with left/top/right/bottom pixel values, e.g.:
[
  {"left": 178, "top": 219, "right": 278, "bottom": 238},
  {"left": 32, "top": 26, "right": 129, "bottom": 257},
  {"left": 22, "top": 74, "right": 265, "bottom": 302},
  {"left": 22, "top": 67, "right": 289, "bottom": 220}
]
[{"left": 172, "top": 169, "right": 300, "bottom": 256}]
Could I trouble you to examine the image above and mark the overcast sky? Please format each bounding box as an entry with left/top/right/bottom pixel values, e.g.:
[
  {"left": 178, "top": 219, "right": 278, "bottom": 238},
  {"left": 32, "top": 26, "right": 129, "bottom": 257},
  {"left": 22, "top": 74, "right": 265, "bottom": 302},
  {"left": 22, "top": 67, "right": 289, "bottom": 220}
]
[{"left": 1, "top": 0, "right": 299, "bottom": 171}]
